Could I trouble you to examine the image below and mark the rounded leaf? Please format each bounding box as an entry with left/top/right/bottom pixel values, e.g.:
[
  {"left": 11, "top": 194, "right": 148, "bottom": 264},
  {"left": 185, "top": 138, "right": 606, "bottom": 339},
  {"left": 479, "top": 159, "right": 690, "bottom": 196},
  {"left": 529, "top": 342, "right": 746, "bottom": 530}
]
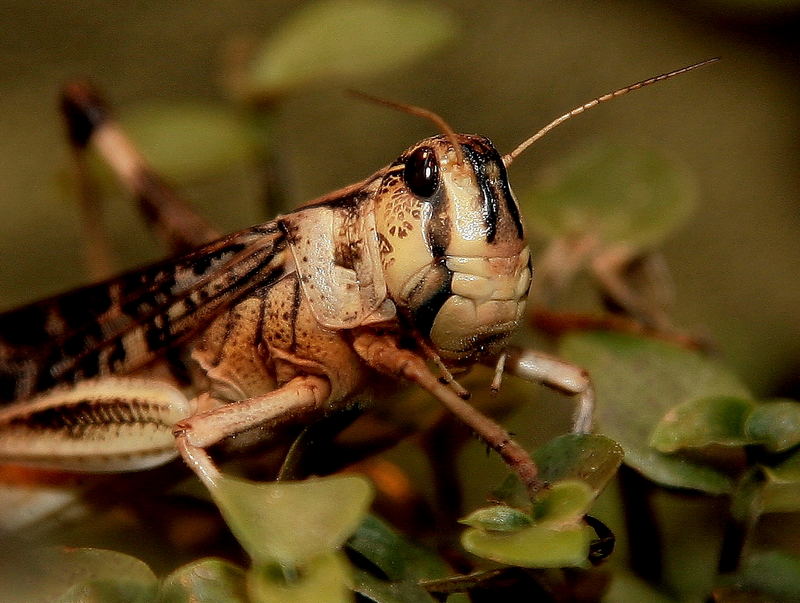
[
  {"left": 493, "top": 434, "right": 624, "bottom": 509},
  {"left": 246, "top": 552, "right": 351, "bottom": 603},
  {"left": 521, "top": 143, "right": 696, "bottom": 249},
  {"left": 461, "top": 523, "right": 593, "bottom": 568},
  {"left": 159, "top": 558, "right": 247, "bottom": 603},
  {"left": 247, "top": 0, "right": 457, "bottom": 97},
  {"left": 532, "top": 480, "right": 594, "bottom": 527},
  {"left": 121, "top": 102, "right": 256, "bottom": 183},
  {"left": 57, "top": 580, "right": 156, "bottom": 603},
  {"left": 209, "top": 473, "right": 373, "bottom": 566},
  {"left": 560, "top": 332, "right": 751, "bottom": 493},
  {"left": 760, "top": 449, "right": 800, "bottom": 514},
  {"left": 459, "top": 505, "right": 533, "bottom": 532},
  {"left": 728, "top": 455, "right": 800, "bottom": 520},
  {"left": 18, "top": 548, "right": 158, "bottom": 603},
  {"left": 650, "top": 395, "right": 755, "bottom": 453},
  {"left": 347, "top": 514, "right": 447, "bottom": 582},
  {"left": 535, "top": 434, "right": 625, "bottom": 492},
  {"left": 768, "top": 447, "right": 800, "bottom": 481},
  {"left": 745, "top": 399, "right": 800, "bottom": 452}
]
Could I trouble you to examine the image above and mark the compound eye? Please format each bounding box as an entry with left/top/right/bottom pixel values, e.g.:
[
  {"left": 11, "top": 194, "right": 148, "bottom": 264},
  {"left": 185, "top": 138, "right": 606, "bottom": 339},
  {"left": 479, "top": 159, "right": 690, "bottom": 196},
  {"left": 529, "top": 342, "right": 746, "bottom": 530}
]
[{"left": 403, "top": 147, "right": 439, "bottom": 198}]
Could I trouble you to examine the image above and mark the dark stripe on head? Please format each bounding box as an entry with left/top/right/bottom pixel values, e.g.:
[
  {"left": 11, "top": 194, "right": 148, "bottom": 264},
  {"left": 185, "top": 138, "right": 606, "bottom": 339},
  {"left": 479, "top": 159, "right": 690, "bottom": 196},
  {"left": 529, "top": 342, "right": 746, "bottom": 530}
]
[
  {"left": 496, "top": 153, "right": 524, "bottom": 240},
  {"left": 462, "top": 144, "right": 497, "bottom": 243},
  {"left": 463, "top": 140, "right": 524, "bottom": 243},
  {"left": 426, "top": 197, "right": 450, "bottom": 258},
  {"left": 406, "top": 262, "right": 453, "bottom": 336}
]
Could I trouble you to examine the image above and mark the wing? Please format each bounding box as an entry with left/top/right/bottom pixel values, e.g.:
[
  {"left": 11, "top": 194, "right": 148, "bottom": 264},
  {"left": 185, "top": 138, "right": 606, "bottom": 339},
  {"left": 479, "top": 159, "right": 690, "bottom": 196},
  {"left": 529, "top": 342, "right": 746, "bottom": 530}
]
[{"left": 0, "top": 222, "right": 289, "bottom": 403}]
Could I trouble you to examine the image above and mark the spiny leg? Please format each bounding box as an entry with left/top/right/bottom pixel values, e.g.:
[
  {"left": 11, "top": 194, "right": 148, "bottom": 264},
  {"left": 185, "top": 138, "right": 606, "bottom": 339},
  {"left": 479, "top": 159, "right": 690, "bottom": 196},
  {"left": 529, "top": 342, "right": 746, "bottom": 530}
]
[
  {"left": 353, "top": 331, "right": 543, "bottom": 497},
  {"left": 495, "top": 346, "right": 595, "bottom": 434},
  {"left": 60, "top": 81, "right": 220, "bottom": 255},
  {"left": 173, "top": 375, "right": 331, "bottom": 489}
]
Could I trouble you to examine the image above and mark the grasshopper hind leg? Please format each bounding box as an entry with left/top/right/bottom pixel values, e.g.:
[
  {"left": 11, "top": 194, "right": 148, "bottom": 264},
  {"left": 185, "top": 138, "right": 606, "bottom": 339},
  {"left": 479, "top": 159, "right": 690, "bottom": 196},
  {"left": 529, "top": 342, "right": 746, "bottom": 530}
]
[
  {"left": 0, "top": 373, "right": 333, "bottom": 486},
  {"left": 0, "top": 378, "right": 191, "bottom": 472},
  {"left": 60, "top": 81, "right": 220, "bottom": 258}
]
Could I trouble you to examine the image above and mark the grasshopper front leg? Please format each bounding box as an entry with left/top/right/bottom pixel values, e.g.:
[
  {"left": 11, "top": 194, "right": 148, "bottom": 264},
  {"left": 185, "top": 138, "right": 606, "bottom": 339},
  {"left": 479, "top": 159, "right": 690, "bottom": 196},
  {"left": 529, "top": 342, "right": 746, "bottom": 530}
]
[
  {"left": 173, "top": 375, "right": 330, "bottom": 488},
  {"left": 352, "top": 331, "right": 543, "bottom": 496},
  {"left": 496, "top": 346, "right": 595, "bottom": 434}
]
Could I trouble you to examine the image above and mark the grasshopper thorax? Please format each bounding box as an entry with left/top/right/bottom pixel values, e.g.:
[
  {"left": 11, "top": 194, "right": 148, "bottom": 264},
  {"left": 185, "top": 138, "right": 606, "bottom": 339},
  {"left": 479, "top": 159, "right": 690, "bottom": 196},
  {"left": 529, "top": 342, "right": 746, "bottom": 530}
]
[{"left": 375, "top": 134, "right": 531, "bottom": 365}]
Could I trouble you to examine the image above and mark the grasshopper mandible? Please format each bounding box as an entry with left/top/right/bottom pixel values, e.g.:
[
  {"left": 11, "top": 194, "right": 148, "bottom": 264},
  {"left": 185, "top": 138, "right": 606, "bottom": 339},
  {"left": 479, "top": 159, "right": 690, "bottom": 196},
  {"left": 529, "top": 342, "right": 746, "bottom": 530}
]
[{"left": 0, "top": 60, "right": 715, "bottom": 497}]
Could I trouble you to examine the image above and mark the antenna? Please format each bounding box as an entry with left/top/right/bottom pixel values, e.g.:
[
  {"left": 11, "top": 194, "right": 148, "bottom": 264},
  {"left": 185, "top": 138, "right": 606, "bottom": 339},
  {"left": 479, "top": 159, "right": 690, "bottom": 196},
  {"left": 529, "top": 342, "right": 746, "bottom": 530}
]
[
  {"left": 349, "top": 90, "right": 465, "bottom": 165},
  {"left": 502, "top": 58, "right": 719, "bottom": 167}
]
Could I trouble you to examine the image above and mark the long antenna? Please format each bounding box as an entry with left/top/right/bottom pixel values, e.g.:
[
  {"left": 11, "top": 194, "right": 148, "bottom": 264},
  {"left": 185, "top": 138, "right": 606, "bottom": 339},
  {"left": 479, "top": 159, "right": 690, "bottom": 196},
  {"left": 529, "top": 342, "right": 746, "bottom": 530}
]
[
  {"left": 502, "top": 58, "right": 719, "bottom": 167},
  {"left": 349, "top": 90, "right": 465, "bottom": 165}
]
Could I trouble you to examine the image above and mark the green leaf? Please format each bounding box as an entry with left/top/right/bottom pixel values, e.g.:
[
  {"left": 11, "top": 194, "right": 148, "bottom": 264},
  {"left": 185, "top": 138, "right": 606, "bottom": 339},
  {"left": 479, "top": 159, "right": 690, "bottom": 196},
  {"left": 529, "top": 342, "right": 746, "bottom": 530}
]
[
  {"left": 209, "top": 473, "right": 373, "bottom": 567},
  {"left": 535, "top": 434, "right": 625, "bottom": 492},
  {"left": 724, "top": 551, "right": 800, "bottom": 601},
  {"left": 560, "top": 332, "right": 751, "bottom": 493},
  {"left": 121, "top": 102, "right": 256, "bottom": 183},
  {"left": 58, "top": 581, "right": 157, "bottom": 603},
  {"left": 768, "top": 447, "right": 800, "bottom": 481},
  {"left": 352, "top": 571, "right": 437, "bottom": 603},
  {"left": 728, "top": 449, "right": 800, "bottom": 521},
  {"left": 347, "top": 515, "right": 447, "bottom": 582},
  {"left": 494, "top": 434, "right": 624, "bottom": 509},
  {"left": 760, "top": 477, "right": 800, "bottom": 515},
  {"left": 532, "top": 480, "right": 594, "bottom": 527},
  {"left": 761, "top": 449, "right": 800, "bottom": 514},
  {"left": 521, "top": 143, "right": 697, "bottom": 248},
  {"left": 159, "top": 558, "right": 247, "bottom": 603},
  {"left": 247, "top": 0, "right": 457, "bottom": 97},
  {"left": 40, "top": 548, "right": 157, "bottom": 603},
  {"left": 745, "top": 399, "right": 800, "bottom": 452},
  {"left": 650, "top": 395, "right": 755, "bottom": 453},
  {"left": 461, "top": 523, "right": 593, "bottom": 568},
  {"left": 459, "top": 506, "right": 533, "bottom": 532},
  {"left": 246, "top": 552, "right": 352, "bottom": 603}
]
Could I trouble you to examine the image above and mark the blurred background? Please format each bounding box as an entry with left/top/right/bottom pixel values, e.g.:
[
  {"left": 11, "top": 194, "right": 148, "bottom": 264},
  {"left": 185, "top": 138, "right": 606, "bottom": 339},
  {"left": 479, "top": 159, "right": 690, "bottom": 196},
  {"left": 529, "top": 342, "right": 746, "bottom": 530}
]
[
  {"left": 1, "top": 2, "right": 799, "bottom": 599},
  {"left": 1, "top": 0, "right": 798, "bottom": 397}
]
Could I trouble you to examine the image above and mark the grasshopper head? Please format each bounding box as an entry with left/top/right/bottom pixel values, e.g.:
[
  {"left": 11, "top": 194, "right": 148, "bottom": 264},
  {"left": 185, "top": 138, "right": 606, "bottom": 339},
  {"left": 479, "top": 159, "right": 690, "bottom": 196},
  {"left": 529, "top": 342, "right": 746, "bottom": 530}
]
[{"left": 375, "top": 134, "right": 531, "bottom": 365}]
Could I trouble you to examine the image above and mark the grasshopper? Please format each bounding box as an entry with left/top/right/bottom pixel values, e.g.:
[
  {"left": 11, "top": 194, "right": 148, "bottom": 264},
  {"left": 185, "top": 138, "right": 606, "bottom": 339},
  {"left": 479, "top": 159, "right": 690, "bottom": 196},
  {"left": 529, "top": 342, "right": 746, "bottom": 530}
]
[{"left": 0, "top": 60, "right": 715, "bottom": 497}]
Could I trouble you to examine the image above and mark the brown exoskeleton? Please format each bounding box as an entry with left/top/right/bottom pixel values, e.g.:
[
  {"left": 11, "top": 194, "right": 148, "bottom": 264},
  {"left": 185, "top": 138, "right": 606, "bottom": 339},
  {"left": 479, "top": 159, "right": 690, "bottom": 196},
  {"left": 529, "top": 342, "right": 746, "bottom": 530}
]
[{"left": 0, "top": 60, "right": 716, "bottom": 497}]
